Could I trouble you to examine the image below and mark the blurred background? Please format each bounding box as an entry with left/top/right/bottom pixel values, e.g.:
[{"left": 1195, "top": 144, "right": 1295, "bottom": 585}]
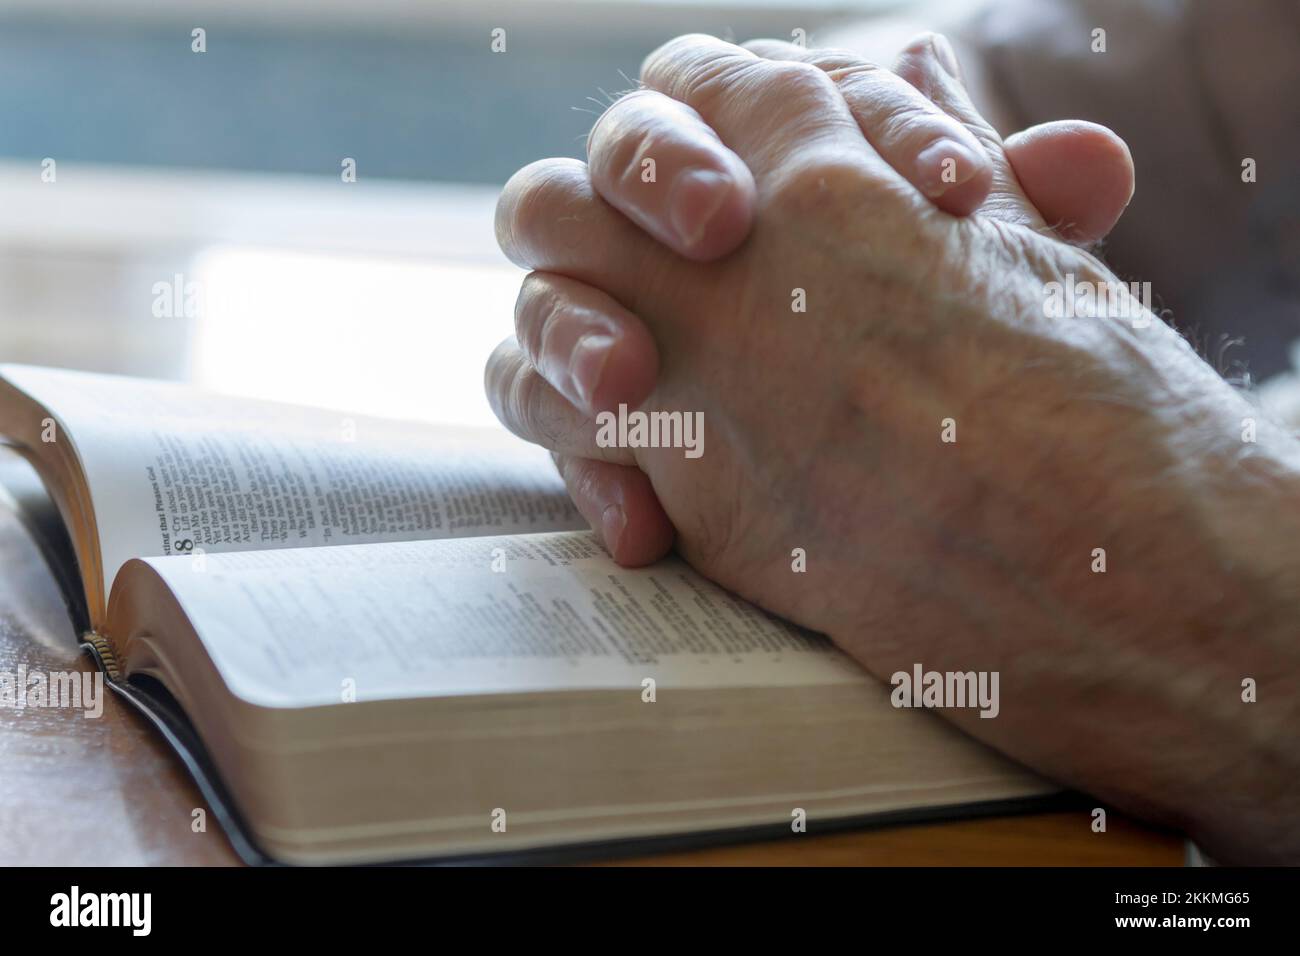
[{"left": 0, "top": 0, "right": 904, "bottom": 427}]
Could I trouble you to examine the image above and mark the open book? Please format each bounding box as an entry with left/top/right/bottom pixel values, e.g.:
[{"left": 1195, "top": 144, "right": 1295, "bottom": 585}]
[{"left": 0, "top": 364, "right": 1057, "bottom": 864}]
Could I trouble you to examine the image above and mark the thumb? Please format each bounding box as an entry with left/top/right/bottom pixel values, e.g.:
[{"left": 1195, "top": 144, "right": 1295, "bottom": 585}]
[{"left": 1004, "top": 120, "right": 1135, "bottom": 245}]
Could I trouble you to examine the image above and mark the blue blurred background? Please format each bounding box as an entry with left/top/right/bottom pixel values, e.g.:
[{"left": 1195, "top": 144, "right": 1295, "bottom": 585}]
[{"left": 0, "top": 1, "right": 889, "bottom": 182}]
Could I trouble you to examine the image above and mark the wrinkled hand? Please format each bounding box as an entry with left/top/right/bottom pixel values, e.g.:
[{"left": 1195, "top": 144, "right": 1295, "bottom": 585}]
[
  {"left": 489, "top": 33, "right": 1300, "bottom": 863},
  {"left": 490, "top": 34, "right": 1134, "bottom": 566}
]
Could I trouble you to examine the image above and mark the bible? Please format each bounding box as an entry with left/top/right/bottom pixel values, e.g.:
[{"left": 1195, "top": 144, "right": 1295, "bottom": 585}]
[{"left": 0, "top": 363, "right": 1057, "bottom": 864}]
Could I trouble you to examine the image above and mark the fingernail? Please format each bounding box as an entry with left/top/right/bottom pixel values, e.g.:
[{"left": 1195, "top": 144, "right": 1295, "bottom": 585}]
[
  {"left": 601, "top": 503, "right": 627, "bottom": 556},
  {"left": 916, "top": 139, "right": 980, "bottom": 196},
  {"left": 931, "top": 33, "right": 961, "bottom": 79},
  {"left": 669, "top": 168, "right": 732, "bottom": 250},
  {"left": 569, "top": 332, "right": 615, "bottom": 412}
]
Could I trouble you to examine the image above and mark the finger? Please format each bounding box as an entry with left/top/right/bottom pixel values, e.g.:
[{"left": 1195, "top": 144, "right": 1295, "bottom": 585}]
[
  {"left": 484, "top": 336, "right": 636, "bottom": 464},
  {"left": 893, "top": 34, "right": 1133, "bottom": 243},
  {"left": 893, "top": 32, "right": 1046, "bottom": 231},
  {"left": 587, "top": 90, "right": 757, "bottom": 261},
  {"left": 1004, "top": 120, "right": 1135, "bottom": 244},
  {"left": 742, "top": 39, "right": 993, "bottom": 216},
  {"left": 495, "top": 158, "right": 676, "bottom": 315},
  {"left": 515, "top": 271, "right": 659, "bottom": 417},
  {"left": 640, "top": 34, "right": 900, "bottom": 187},
  {"left": 552, "top": 453, "right": 675, "bottom": 567}
]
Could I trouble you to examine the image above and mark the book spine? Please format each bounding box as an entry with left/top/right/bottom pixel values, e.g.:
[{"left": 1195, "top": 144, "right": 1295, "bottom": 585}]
[{"left": 80, "top": 631, "right": 123, "bottom": 683}]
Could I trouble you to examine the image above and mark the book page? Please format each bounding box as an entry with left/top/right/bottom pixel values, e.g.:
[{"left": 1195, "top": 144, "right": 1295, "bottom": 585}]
[
  {"left": 145, "top": 532, "right": 868, "bottom": 707},
  {"left": 1, "top": 365, "right": 583, "bottom": 598}
]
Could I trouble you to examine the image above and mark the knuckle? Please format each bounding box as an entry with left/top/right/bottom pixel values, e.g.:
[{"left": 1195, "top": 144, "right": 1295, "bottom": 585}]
[
  {"left": 760, "top": 58, "right": 838, "bottom": 103},
  {"left": 769, "top": 153, "right": 871, "bottom": 205},
  {"left": 507, "top": 361, "right": 545, "bottom": 439},
  {"left": 586, "top": 89, "right": 654, "bottom": 160},
  {"left": 878, "top": 100, "right": 945, "bottom": 147},
  {"left": 484, "top": 339, "right": 523, "bottom": 418},
  {"left": 765, "top": 152, "right": 915, "bottom": 231},
  {"left": 514, "top": 274, "right": 562, "bottom": 359},
  {"left": 590, "top": 91, "right": 711, "bottom": 200},
  {"left": 658, "top": 53, "right": 760, "bottom": 115},
  {"left": 599, "top": 119, "right": 659, "bottom": 195},
  {"left": 680, "top": 60, "right": 755, "bottom": 114},
  {"left": 565, "top": 458, "right": 603, "bottom": 505},
  {"left": 640, "top": 33, "right": 720, "bottom": 90},
  {"left": 510, "top": 365, "right": 567, "bottom": 449}
]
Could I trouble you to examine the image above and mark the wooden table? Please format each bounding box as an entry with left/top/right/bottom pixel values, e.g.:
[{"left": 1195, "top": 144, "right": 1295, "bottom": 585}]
[{"left": 0, "top": 452, "right": 1182, "bottom": 867}]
